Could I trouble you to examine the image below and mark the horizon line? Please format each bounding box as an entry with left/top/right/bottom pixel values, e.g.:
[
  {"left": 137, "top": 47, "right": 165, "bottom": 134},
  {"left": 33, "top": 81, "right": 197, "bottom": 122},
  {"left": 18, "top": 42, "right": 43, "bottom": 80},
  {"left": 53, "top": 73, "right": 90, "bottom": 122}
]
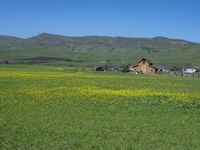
[{"left": 0, "top": 32, "right": 199, "bottom": 43}]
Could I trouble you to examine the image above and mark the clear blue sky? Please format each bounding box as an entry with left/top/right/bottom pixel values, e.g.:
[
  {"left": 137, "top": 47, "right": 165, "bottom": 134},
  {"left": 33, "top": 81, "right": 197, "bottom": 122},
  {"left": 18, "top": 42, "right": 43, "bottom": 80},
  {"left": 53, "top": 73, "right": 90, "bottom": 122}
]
[{"left": 0, "top": 0, "right": 200, "bottom": 42}]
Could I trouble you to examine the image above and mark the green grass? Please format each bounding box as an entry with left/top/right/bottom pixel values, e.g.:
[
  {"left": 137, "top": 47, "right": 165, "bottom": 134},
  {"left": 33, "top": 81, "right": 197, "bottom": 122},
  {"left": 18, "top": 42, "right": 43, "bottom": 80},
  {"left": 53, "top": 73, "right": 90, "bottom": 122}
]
[{"left": 0, "top": 65, "right": 200, "bottom": 149}]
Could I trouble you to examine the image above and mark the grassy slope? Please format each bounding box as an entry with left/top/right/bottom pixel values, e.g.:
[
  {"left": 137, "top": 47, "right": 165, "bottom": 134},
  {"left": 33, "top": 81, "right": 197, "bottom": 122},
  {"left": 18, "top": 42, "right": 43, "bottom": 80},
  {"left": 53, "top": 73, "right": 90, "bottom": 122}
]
[
  {"left": 0, "top": 65, "right": 200, "bottom": 149},
  {"left": 0, "top": 46, "right": 200, "bottom": 66}
]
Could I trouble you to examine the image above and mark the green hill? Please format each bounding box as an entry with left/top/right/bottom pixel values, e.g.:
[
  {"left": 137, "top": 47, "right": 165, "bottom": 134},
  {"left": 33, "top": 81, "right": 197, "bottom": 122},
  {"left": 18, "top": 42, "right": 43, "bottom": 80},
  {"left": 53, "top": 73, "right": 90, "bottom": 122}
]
[{"left": 0, "top": 33, "right": 200, "bottom": 66}]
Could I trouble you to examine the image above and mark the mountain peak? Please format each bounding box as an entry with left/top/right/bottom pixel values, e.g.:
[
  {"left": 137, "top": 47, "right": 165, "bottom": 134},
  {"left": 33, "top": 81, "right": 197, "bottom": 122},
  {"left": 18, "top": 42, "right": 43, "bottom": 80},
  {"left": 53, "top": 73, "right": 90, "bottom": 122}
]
[
  {"left": 37, "top": 32, "right": 52, "bottom": 37},
  {"left": 153, "top": 36, "right": 169, "bottom": 40}
]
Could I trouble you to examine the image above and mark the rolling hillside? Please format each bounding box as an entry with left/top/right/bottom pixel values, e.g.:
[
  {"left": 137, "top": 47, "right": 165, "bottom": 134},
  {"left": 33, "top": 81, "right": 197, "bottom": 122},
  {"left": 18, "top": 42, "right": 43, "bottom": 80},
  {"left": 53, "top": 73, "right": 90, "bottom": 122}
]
[{"left": 0, "top": 33, "right": 200, "bottom": 66}]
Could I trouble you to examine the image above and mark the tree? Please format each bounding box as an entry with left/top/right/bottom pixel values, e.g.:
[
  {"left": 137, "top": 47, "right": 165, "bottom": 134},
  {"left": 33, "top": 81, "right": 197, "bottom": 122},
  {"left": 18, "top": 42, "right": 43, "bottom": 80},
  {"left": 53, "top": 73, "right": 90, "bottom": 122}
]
[
  {"left": 5, "top": 60, "right": 9, "bottom": 64},
  {"left": 122, "top": 64, "right": 131, "bottom": 72}
]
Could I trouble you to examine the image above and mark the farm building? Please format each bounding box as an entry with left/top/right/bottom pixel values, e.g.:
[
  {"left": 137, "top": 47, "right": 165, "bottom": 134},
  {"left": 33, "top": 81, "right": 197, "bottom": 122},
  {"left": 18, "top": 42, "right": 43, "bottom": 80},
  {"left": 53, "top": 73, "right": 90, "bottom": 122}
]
[
  {"left": 131, "top": 58, "right": 158, "bottom": 74},
  {"left": 182, "top": 68, "right": 196, "bottom": 74}
]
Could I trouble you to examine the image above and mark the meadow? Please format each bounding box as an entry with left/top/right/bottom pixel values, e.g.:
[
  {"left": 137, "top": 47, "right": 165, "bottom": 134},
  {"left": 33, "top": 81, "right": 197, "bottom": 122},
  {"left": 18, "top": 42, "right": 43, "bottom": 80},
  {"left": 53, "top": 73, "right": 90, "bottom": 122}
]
[{"left": 0, "top": 65, "right": 200, "bottom": 149}]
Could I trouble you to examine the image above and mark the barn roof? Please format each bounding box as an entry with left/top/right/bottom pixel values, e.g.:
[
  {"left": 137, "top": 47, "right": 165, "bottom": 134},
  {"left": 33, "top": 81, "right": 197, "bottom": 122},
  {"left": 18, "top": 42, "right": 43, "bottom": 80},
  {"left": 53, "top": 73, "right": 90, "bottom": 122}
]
[{"left": 138, "top": 58, "right": 153, "bottom": 65}]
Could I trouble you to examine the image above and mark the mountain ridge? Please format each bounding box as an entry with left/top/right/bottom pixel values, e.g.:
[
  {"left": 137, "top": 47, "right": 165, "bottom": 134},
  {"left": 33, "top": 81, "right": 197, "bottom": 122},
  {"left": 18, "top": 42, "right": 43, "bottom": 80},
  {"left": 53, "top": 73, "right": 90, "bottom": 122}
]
[
  {"left": 0, "top": 32, "right": 198, "bottom": 51},
  {"left": 0, "top": 33, "right": 200, "bottom": 66},
  {"left": 0, "top": 33, "right": 198, "bottom": 43}
]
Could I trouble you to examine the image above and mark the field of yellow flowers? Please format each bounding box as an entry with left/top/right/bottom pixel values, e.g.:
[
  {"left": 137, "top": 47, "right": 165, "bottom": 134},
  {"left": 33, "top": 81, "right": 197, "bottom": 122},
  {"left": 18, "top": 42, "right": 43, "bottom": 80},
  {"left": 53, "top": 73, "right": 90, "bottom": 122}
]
[{"left": 0, "top": 65, "right": 200, "bottom": 149}]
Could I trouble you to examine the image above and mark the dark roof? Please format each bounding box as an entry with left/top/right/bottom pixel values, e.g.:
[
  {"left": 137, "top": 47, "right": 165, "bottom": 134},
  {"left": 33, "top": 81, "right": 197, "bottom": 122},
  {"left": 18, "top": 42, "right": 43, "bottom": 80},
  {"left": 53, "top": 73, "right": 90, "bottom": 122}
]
[
  {"left": 149, "top": 66, "right": 158, "bottom": 70},
  {"left": 154, "top": 65, "right": 168, "bottom": 69},
  {"left": 138, "top": 58, "right": 153, "bottom": 65}
]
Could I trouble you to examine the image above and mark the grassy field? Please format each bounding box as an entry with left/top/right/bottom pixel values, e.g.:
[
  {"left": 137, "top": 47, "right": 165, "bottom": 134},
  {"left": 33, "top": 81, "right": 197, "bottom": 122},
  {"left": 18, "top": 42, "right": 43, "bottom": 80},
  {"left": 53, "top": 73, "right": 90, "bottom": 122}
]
[{"left": 0, "top": 65, "right": 200, "bottom": 149}]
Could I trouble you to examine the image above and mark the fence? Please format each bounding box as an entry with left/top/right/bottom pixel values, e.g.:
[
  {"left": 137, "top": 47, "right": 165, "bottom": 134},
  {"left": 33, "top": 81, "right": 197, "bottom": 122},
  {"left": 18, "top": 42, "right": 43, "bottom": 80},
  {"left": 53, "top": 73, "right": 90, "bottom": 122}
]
[{"left": 157, "top": 71, "right": 200, "bottom": 78}]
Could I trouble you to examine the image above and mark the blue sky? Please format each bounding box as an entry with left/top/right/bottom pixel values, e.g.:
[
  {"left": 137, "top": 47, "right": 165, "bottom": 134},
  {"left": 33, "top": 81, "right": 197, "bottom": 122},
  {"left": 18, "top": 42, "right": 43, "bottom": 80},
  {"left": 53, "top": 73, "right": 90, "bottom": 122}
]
[{"left": 0, "top": 0, "right": 200, "bottom": 42}]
